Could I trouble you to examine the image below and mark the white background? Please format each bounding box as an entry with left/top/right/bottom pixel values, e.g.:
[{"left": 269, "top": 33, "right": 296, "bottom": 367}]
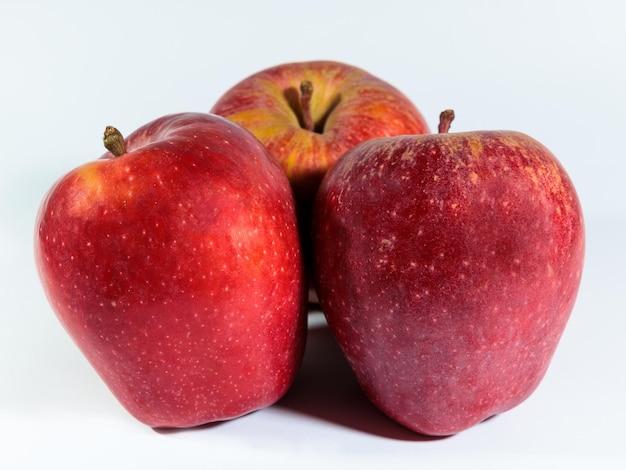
[{"left": 1, "top": 0, "right": 625, "bottom": 468}]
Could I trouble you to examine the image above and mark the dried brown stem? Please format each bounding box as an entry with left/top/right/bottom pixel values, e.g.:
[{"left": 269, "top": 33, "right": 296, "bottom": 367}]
[
  {"left": 300, "top": 80, "right": 314, "bottom": 132},
  {"left": 103, "top": 126, "right": 127, "bottom": 157},
  {"left": 438, "top": 109, "right": 455, "bottom": 134}
]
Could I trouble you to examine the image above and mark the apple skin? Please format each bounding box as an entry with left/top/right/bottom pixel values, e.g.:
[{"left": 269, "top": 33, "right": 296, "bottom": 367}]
[
  {"left": 210, "top": 60, "right": 430, "bottom": 210},
  {"left": 312, "top": 125, "right": 585, "bottom": 436},
  {"left": 35, "top": 112, "right": 307, "bottom": 428}
]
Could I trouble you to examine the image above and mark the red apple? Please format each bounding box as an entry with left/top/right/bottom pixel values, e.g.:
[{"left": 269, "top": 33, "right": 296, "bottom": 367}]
[
  {"left": 35, "top": 112, "right": 307, "bottom": 428},
  {"left": 210, "top": 60, "right": 429, "bottom": 206},
  {"left": 312, "top": 110, "right": 585, "bottom": 436}
]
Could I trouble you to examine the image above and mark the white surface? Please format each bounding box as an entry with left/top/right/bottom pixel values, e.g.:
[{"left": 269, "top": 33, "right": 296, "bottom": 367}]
[{"left": 1, "top": 0, "right": 625, "bottom": 468}]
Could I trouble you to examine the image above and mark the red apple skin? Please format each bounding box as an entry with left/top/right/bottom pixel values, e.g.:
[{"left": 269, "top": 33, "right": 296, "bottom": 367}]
[
  {"left": 210, "top": 60, "right": 430, "bottom": 207},
  {"left": 35, "top": 113, "right": 307, "bottom": 428},
  {"left": 312, "top": 130, "right": 585, "bottom": 436}
]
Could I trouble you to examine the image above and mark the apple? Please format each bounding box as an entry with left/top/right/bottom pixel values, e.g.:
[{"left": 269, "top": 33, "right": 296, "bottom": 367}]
[
  {"left": 34, "top": 112, "right": 307, "bottom": 428},
  {"left": 312, "top": 110, "right": 585, "bottom": 436},
  {"left": 211, "top": 61, "right": 429, "bottom": 302},
  {"left": 210, "top": 60, "right": 429, "bottom": 207}
]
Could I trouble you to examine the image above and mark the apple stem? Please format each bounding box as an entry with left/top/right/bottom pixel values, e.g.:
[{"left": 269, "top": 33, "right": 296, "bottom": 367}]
[
  {"left": 103, "top": 126, "right": 127, "bottom": 157},
  {"left": 300, "top": 80, "right": 315, "bottom": 132},
  {"left": 438, "top": 109, "right": 455, "bottom": 134}
]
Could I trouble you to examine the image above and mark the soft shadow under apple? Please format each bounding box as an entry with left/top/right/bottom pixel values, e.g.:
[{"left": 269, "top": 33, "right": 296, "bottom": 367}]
[{"left": 277, "top": 311, "right": 443, "bottom": 442}]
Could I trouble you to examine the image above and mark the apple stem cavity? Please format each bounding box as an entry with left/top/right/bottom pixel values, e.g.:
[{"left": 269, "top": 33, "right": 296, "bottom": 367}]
[
  {"left": 438, "top": 109, "right": 455, "bottom": 134},
  {"left": 300, "top": 80, "right": 315, "bottom": 132},
  {"left": 103, "top": 126, "right": 127, "bottom": 157}
]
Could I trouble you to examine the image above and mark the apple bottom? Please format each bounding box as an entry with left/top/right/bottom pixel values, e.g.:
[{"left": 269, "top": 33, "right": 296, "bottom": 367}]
[
  {"left": 314, "top": 212, "right": 581, "bottom": 436},
  {"left": 341, "top": 300, "right": 570, "bottom": 436},
  {"left": 66, "top": 294, "right": 304, "bottom": 428}
]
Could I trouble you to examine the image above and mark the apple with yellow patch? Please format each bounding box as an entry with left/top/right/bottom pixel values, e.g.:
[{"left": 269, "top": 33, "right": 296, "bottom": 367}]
[{"left": 210, "top": 60, "right": 429, "bottom": 224}]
